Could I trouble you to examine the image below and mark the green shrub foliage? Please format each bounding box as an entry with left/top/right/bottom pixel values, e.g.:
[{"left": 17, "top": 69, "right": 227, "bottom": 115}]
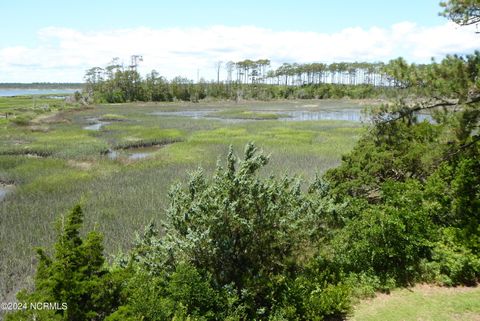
[
  {"left": 5, "top": 205, "right": 122, "bottom": 321},
  {"left": 111, "top": 143, "right": 350, "bottom": 320},
  {"left": 323, "top": 52, "right": 480, "bottom": 287}
]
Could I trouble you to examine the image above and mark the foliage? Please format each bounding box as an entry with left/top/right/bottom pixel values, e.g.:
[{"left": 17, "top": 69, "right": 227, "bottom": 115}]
[
  {"left": 324, "top": 120, "right": 443, "bottom": 202},
  {"left": 5, "top": 205, "right": 121, "bottom": 321},
  {"left": 323, "top": 52, "right": 479, "bottom": 287},
  {"left": 109, "top": 143, "right": 352, "bottom": 320},
  {"left": 105, "top": 263, "right": 219, "bottom": 321},
  {"left": 9, "top": 115, "right": 33, "bottom": 126},
  {"left": 332, "top": 180, "right": 435, "bottom": 285},
  {"left": 84, "top": 56, "right": 437, "bottom": 103},
  {"left": 163, "top": 143, "right": 310, "bottom": 289},
  {"left": 427, "top": 227, "right": 480, "bottom": 286},
  {"left": 440, "top": 0, "right": 480, "bottom": 26}
]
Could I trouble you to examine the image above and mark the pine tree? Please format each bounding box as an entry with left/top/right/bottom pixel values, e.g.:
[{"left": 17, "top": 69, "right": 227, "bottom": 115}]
[{"left": 6, "top": 205, "right": 121, "bottom": 321}]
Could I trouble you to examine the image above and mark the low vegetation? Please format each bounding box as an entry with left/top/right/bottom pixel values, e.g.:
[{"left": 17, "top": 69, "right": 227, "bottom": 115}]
[{"left": 0, "top": 100, "right": 363, "bottom": 307}]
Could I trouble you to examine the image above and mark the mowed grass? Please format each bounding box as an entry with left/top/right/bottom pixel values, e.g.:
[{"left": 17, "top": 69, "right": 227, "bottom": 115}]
[
  {"left": 0, "top": 99, "right": 364, "bottom": 301},
  {"left": 350, "top": 285, "right": 480, "bottom": 321}
]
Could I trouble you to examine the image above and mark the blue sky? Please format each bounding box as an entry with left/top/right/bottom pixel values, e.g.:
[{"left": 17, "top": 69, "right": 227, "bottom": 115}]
[
  {"left": 1, "top": 0, "right": 445, "bottom": 44},
  {"left": 0, "top": 0, "right": 477, "bottom": 82}
]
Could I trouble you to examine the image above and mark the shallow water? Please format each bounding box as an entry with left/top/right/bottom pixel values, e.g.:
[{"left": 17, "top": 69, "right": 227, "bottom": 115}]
[
  {"left": 127, "top": 145, "right": 163, "bottom": 160},
  {"left": 278, "top": 110, "right": 364, "bottom": 122},
  {"left": 84, "top": 123, "right": 103, "bottom": 130},
  {"left": 128, "top": 152, "right": 152, "bottom": 160},
  {"left": 150, "top": 108, "right": 433, "bottom": 123},
  {"left": 106, "top": 149, "right": 118, "bottom": 160},
  {"left": 151, "top": 109, "right": 365, "bottom": 122},
  {"left": 0, "top": 88, "right": 78, "bottom": 97},
  {"left": 0, "top": 186, "right": 12, "bottom": 202},
  {"left": 150, "top": 110, "right": 213, "bottom": 118},
  {"left": 105, "top": 146, "right": 162, "bottom": 160},
  {"left": 83, "top": 118, "right": 110, "bottom": 131}
]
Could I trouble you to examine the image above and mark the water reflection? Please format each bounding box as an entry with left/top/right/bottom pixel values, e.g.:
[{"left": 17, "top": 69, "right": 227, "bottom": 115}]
[
  {"left": 0, "top": 185, "right": 13, "bottom": 202},
  {"left": 278, "top": 110, "right": 364, "bottom": 122},
  {"left": 150, "top": 109, "right": 365, "bottom": 122},
  {"left": 105, "top": 146, "right": 162, "bottom": 160},
  {"left": 83, "top": 118, "right": 110, "bottom": 131},
  {"left": 150, "top": 110, "right": 213, "bottom": 118},
  {"left": 150, "top": 109, "right": 433, "bottom": 123}
]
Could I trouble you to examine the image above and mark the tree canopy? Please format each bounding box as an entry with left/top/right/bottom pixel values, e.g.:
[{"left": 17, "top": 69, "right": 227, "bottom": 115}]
[{"left": 440, "top": 0, "right": 480, "bottom": 26}]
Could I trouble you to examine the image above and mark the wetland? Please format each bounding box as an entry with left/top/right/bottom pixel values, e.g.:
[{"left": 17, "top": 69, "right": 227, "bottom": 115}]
[{"left": 0, "top": 98, "right": 367, "bottom": 301}]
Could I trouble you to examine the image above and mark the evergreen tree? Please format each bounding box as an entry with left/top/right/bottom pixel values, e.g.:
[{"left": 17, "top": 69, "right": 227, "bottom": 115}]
[{"left": 6, "top": 205, "right": 121, "bottom": 321}]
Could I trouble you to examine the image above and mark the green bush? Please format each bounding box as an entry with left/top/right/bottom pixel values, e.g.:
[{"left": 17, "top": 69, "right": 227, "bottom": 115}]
[
  {"left": 428, "top": 228, "right": 480, "bottom": 286},
  {"left": 161, "top": 143, "right": 313, "bottom": 316},
  {"left": 112, "top": 143, "right": 352, "bottom": 320},
  {"left": 332, "top": 180, "right": 435, "bottom": 285},
  {"left": 5, "top": 205, "right": 122, "bottom": 321},
  {"left": 106, "top": 263, "right": 219, "bottom": 321},
  {"left": 344, "top": 273, "right": 382, "bottom": 299}
]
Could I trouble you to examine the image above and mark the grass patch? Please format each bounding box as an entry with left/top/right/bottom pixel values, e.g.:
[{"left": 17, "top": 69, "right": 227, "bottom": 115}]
[
  {"left": 102, "top": 124, "right": 185, "bottom": 149},
  {"left": 98, "top": 113, "right": 127, "bottom": 121},
  {"left": 0, "top": 95, "right": 78, "bottom": 114},
  {"left": 350, "top": 285, "right": 480, "bottom": 321},
  {"left": 9, "top": 114, "right": 34, "bottom": 126}
]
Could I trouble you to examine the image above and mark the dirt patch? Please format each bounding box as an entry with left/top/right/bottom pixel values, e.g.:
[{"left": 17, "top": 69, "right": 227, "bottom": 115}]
[
  {"left": 413, "top": 283, "right": 479, "bottom": 295},
  {"left": 359, "top": 284, "right": 479, "bottom": 305}
]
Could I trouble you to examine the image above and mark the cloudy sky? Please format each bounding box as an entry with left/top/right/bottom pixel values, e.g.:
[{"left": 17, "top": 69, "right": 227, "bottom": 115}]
[{"left": 0, "top": 0, "right": 478, "bottom": 82}]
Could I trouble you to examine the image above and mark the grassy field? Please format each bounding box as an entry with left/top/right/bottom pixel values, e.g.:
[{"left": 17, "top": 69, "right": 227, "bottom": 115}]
[
  {"left": 0, "top": 98, "right": 365, "bottom": 301},
  {"left": 350, "top": 285, "right": 480, "bottom": 321}
]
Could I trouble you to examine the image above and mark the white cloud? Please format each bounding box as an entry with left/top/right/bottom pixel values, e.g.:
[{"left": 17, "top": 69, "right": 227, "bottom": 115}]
[{"left": 0, "top": 22, "right": 478, "bottom": 82}]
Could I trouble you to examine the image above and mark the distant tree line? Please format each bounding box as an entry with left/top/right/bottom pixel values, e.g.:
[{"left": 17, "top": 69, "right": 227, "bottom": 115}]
[
  {"left": 234, "top": 60, "right": 399, "bottom": 87},
  {"left": 84, "top": 57, "right": 432, "bottom": 103}
]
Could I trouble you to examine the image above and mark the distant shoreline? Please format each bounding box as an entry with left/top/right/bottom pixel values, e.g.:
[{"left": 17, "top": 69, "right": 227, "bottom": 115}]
[
  {"left": 0, "top": 83, "right": 84, "bottom": 90},
  {"left": 0, "top": 88, "right": 81, "bottom": 97}
]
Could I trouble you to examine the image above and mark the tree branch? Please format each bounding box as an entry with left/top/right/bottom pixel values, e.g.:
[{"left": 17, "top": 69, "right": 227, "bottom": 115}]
[
  {"left": 442, "top": 135, "right": 480, "bottom": 161},
  {"left": 377, "top": 95, "right": 480, "bottom": 124}
]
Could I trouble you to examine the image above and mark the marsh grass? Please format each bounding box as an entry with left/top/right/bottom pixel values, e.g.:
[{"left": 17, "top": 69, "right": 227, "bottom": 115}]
[
  {"left": 0, "top": 95, "right": 83, "bottom": 118},
  {"left": 0, "top": 99, "right": 364, "bottom": 301},
  {"left": 98, "top": 113, "right": 127, "bottom": 121}
]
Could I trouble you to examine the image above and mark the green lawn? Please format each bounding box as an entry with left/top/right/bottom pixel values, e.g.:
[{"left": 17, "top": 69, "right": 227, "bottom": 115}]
[{"left": 350, "top": 285, "right": 480, "bottom": 321}]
